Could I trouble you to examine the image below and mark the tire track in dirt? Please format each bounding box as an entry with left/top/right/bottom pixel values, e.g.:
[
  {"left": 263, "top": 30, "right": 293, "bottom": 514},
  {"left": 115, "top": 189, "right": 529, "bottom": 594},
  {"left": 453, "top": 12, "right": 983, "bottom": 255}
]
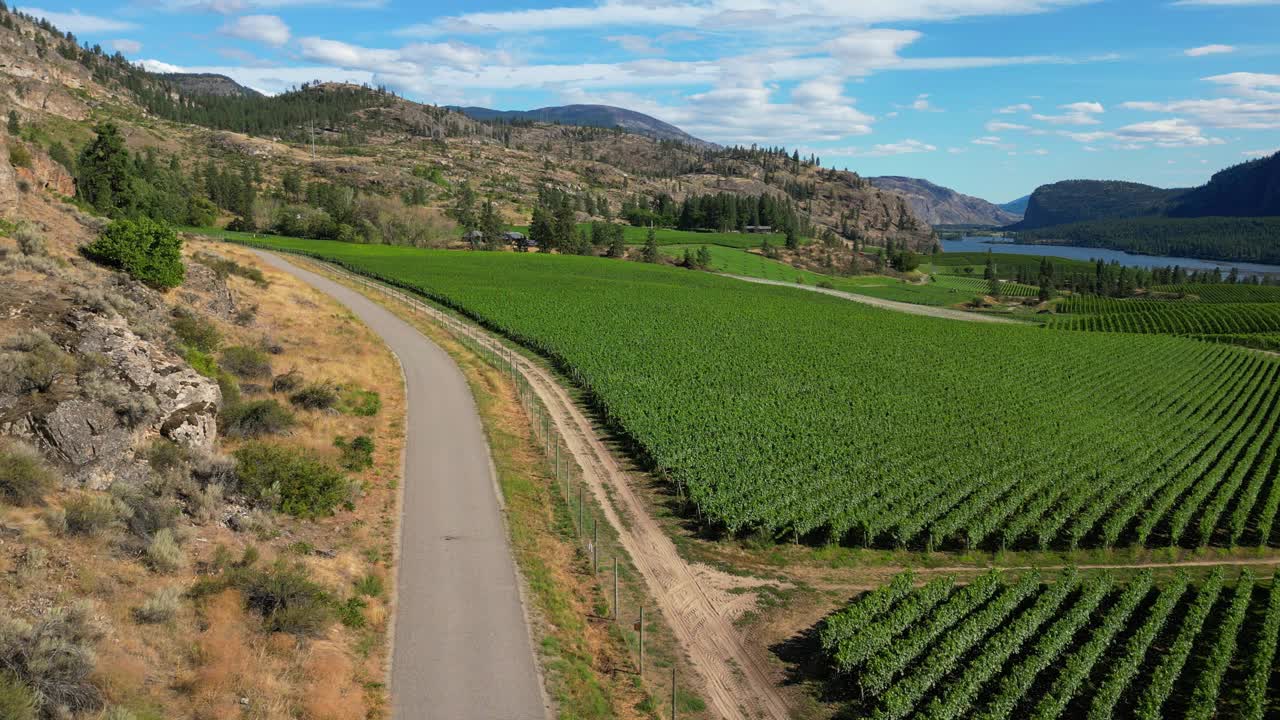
[{"left": 293, "top": 258, "right": 793, "bottom": 720}]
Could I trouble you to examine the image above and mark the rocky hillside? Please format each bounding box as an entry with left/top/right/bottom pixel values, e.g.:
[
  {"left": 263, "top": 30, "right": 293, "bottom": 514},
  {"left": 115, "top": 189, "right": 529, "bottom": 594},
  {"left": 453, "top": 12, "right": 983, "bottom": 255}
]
[
  {"left": 159, "top": 72, "right": 262, "bottom": 97},
  {"left": 868, "top": 176, "right": 1018, "bottom": 226},
  {"left": 1169, "top": 150, "right": 1280, "bottom": 218},
  {"left": 453, "top": 103, "right": 715, "bottom": 148},
  {"left": 1013, "top": 180, "right": 1187, "bottom": 230},
  {"left": 1000, "top": 195, "right": 1030, "bottom": 218}
]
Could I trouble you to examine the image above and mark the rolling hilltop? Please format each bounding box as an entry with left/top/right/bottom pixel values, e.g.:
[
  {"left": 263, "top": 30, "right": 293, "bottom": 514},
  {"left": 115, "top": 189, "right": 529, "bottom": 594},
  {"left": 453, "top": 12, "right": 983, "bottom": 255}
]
[
  {"left": 868, "top": 175, "right": 1019, "bottom": 226},
  {"left": 451, "top": 103, "right": 716, "bottom": 149},
  {"left": 1012, "top": 152, "right": 1280, "bottom": 263}
]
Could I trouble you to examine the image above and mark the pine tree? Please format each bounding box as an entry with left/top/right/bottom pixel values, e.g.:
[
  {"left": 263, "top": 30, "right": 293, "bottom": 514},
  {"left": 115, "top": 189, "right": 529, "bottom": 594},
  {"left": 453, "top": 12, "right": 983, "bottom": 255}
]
[
  {"left": 76, "top": 122, "right": 134, "bottom": 215},
  {"left": 480, "top": 199, "right": 502, "bottom": 250},
  {"left": 641, "top": 226, "right": 659, "bottom": 263},
  {"left": 697, "top": 245, "right": 712, "bottom": 270},
  {"left": 6, "top": 110, "right": 18, "bottom": 135}
]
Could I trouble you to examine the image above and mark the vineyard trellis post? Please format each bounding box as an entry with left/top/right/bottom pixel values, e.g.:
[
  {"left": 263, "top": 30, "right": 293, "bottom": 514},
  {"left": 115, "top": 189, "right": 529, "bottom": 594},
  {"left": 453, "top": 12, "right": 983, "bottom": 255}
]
[
  {"left": 613, "top": 557, "right": 619, "bottom": 622},
  {"left": 638, "top": 606, "right": 645, "bottom": 677}
]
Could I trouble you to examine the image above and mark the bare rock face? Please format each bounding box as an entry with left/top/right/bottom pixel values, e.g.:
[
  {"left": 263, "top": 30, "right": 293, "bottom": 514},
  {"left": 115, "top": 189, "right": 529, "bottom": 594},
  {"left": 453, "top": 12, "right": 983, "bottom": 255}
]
[
  {"left": 27, "top": 399, "right": 139, "bottom": 490},
  {"left": 73, "top": 312, "right": 222, "bottom": 450},
  {"left": 180, "top": 261, "right": 238, "bottom": 321},
  {"left": 0, "top": 137, "right": 17, "bottom": 219}
]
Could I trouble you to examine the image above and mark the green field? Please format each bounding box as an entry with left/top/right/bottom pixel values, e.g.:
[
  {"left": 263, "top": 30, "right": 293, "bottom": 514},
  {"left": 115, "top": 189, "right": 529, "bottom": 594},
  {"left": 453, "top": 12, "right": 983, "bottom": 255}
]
[
  {"left": 226, "top": 234, "right": 1280, "bottom": 551},
  {"left": 819, "top": 568, "right": 1276, "bottom": 720},
  {"left": 659, "top": 243, "right": 991, "bottom": 307},
  {"left": 512, "top": 223, "right": 799, "bottom": 249},
  {"left": 926, "top": 251, "right": 1097, "bottom": 278},
  {"left": 1050, "top": 296, "right": 1280, "bottom": 336}
]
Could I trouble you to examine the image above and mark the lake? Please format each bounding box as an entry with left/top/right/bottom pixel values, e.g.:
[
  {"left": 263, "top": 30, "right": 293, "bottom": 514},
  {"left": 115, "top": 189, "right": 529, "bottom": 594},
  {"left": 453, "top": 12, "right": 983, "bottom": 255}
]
[{"left": 941, "top": 236, "right": 1280, "bottom": 278}]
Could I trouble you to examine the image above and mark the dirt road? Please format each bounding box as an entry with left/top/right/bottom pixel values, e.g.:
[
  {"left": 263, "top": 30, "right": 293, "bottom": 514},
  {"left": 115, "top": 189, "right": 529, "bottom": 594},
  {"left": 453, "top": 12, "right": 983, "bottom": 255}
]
[
  {"left": 727, "top": 274, "right": 1021, "bottom": 323},
  {"left": 286, "top": 257, "right": 794, "bottom": 720},
  {"left": 254, "top": 253, "right": 548, "bottom": 720}
]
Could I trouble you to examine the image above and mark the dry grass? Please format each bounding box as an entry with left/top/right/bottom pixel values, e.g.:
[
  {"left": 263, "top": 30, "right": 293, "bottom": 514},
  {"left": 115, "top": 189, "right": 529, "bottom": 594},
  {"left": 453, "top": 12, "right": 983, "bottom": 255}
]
[{"left": 1, "top": 240, "right": 406, "bottom": 719}]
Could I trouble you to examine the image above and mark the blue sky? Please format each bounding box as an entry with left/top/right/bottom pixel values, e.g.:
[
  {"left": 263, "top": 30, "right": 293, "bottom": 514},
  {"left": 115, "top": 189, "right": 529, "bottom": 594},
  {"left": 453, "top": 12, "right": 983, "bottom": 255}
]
[{"left": 17, "top": 0, "right": 1280, "bottom": 202}]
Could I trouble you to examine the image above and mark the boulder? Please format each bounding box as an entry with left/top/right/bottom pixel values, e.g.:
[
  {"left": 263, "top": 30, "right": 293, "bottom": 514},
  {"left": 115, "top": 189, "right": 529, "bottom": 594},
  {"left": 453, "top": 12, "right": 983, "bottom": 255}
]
[{"left": 73, "top": 312, "right": 223, "bottom": 451}]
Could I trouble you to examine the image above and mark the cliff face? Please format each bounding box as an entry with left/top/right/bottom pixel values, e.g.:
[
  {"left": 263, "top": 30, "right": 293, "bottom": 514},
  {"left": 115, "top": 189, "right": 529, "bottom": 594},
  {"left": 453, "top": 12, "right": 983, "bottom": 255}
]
[{"left": 869, "top": 176, "right": 1019, "bottom": 226}]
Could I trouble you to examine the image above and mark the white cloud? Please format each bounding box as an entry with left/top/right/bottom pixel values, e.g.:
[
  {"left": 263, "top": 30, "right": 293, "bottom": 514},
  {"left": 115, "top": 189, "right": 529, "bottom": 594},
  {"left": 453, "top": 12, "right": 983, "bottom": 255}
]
[
  {"left": 1184, "top": 44, "right": 1235, "bottom": 56},
  {"left": 155, "top": 0, "right": 386, "bottom": 13},
  {"left": 111, "top": 38, "right": 143, "bottom": 54},
  {"left": 1243, "top": 148, "right": 1278, "bottom": 157},
  {"left": 606, "top": 35, "right": 658, "bottom": 54},
  {"left": 823, "top": 28, "right": 922, "bottom": 74},
  {"left": 1033, "top": 100, "right": 1104, "bottom": 124},
  {"left": 219, "top": 14, "right": 291, "bottom": 47},
  {"left": 1172, "top": 0, "right": 1280, "bottom": 5},
  {"left": 138, "top": 59, "right": 186, "bottom": 74},
  {"left": 986, "top": 120, "right": 1029, "bottom": 131},
  {"left": 972, "top": 136, "right": 1005, "bottom": 145},
  {"left": 1205, "top": 71, "right": 1280, "bottom": 99},
  {"left": 16, "top": 7, "right": 136, "bottom": 32},
  {"left": 1121, "top": 97, "right": 1280, "bottom": 129},
  {"left": 414, "top": 0, "right": 1100, "bottom": 35},
  {"left": 996, "top": 103, "right": 1033, "bottom": 113},
  {"left": 1029, "top": 148, "right": 1049, "bottom": 155},
  {"left": 860, "top": 139, "right": 936, "bottom": 156},
  {"left": 1113, "top": 118, "right": 1224, "bottom": 147}
]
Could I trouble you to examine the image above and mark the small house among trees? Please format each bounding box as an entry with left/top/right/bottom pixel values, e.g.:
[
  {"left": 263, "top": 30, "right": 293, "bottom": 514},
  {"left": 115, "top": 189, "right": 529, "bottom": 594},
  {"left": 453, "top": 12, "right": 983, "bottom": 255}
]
[{"left": 745, "top": 225, "right": 773, "bottom": 234}]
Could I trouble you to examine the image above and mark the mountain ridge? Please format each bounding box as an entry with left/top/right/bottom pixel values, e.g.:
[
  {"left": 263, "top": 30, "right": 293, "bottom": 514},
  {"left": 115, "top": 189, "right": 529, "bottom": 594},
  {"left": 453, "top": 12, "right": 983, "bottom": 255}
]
[
  {"left": 450, "top": 103, "right": 716, "bottom": 149},
  {"left": 867, "top": 176, "right": 1019, "bottom": 226}
]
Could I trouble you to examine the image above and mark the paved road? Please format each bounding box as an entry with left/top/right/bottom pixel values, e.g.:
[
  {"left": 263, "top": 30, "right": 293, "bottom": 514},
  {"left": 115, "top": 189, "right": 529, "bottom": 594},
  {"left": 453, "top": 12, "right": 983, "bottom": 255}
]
[
  {"left": 726, "top": 274, "right": 1020, "bottom": 323},
  {"left": 254, "top": 252, "right": 548, "bottom": 720}
]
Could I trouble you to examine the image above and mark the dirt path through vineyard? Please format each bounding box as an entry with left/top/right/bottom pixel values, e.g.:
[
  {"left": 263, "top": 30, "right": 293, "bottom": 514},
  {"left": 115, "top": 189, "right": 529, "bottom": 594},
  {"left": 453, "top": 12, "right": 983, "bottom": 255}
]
[
  {"left": 728, "top": 274, "right": 1022, "bottom": 323},
  {"left": 284, "top": 256, "right": 794, "bottom": 720}
]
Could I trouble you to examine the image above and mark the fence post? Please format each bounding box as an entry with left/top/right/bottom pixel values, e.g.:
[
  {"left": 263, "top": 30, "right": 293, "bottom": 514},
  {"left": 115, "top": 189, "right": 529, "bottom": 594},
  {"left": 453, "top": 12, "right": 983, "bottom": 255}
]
[
  {"left": 639, "top": 606, "right": 644, "bottom": 677},
  {"left": 672, "top": 665, "right": 677, "bottom": 720},
  {"left": 614, "top": 557, "right": 619, "bottom": 622}
]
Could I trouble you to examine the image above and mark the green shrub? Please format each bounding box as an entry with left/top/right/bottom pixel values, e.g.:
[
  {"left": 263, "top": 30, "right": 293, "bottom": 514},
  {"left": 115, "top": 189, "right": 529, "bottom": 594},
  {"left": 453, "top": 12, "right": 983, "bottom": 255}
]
[
  {"left": 145, "top": 529, "right": 183, "bottom": 573},
  {"left": 193, "top": 252, "right": 268, "bottom": 287},
  {"left": 336, "top": 596, "right": 366, "bottom": 628},
  {"left": 271, "top": 369, "right": 304, "bottom": 394},
  {"left": 338, "top": 387, "right": 381, "bottom": 417},
  {"left": 237, "top": 561, "right": 333, "bottom": 636},
  {"left": 146, "top": 440, "right": 187, "bottom": 475},
  {"left": 354, "top": 572, "right": 384, "bottom": 598},
  {"left": 221, "top": 399, "right": 295, "bottom": 438},
  {"left": 334, "top": 435, "right": 375, "bottom": 471},
  {"left": 0, "top": 602, "right": 104, "bottom": 715},
  {"left": 219, "top": 345, "right": 272, "bottom": 379},
  {"left": 133, "top": 586, "right": 181, "bottom": 624},
  {"left": 8, "top": 143, "right": 31, "bottom": 168},
  {"left": 289, "top": 383, "right": 339, "bottom": 410},
  {"left": 0, "top": 439, "right": 58, "bottom": 506},
  {"left": 171, "top": 310, "right": 221, "bottom": 353},
  {"left": 62, "top": 494, "right": 118, "bottom": 536},
  {"left": 233, "top": 443, "right": 351, "bottom": 519},
  {"left": 82, "top": 218, "right": 185, "bottom": 290},
  {"left": 0, "top": 672, "right": 37, "bottom": 720}
]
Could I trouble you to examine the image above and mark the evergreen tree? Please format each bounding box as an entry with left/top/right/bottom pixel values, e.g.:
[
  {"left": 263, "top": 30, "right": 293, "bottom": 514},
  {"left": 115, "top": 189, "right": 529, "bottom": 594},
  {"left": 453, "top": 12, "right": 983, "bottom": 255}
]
[
  {"left": 6, "top": 110, "right": 18, "bottom": 135},
  {"left": 607, "top": 227, "right": 626, "bottom": 258},
  {"left": 552, "top": 201, "right": 576, "bottom": 252},
  {"left": 641, "top": 226, "right": 659, "bottom": 263},
  {"left": 76, "top": 122, "right": 134, "bottom": 215},
  {"left": 479, "top": 199, "right": 502, "bottom": 250},
  {"left": 696, "top": 245, "right": 712, "bottom": 270},
  {"left": 452, "top": 182, "right": 478, "bottom": 231},
  {"left": 529, "top": 205, "right": 554, "bottom": 251},
  {"left": 785, "top": 225, "right": 799, "bottom": 250}
]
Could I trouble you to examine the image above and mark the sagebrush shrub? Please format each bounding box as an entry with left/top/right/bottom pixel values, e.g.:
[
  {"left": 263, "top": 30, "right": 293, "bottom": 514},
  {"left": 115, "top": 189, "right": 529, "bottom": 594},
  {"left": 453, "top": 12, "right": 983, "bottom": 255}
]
[
  {"left": 237, "top": 561, "right": 333, "bottom": 636},
  {"left": 61, "top": 494, "right": 118, "bottom": 536},
  {"left": 146, "top": 529, "right": 183, "bottom": 573},
  {"left": 289, "top": 383, "right": 339, "bottom": 411},
  {"left": 0, "top": 330, "right": 76, "bottom": 395},
  {"left": 0, "top": 439, "right": 58, "bottom": 506},
  {"left": 271, "top": 369, "right": 304, "bottom": 394},
  {"left": 0, "top": 601, "right": 104, "bottom": 716},
  {"left": 219, "top": 345, "right": 272, "bottom": 379},
  {"left": 14, "top": 223, "right": 45, "bottom": 256},
  {"left": 171, "top": 310, "right": 221, "bottom": 353},
  {"left": 334, "top": 435, "right": 375, "bottom": 471},
  {"left": 221, "top": 399, "right": 295, "bottom": 438},
  {"left": 133, "top": 586, "right": 182, "bottom": 624}
]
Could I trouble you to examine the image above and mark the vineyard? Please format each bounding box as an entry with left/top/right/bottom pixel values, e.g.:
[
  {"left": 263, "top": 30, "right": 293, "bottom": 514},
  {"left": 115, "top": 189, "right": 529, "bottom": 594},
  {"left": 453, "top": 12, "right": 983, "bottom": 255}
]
[
  {"left": 1153, "top": 284, "right": 1280, "bottom": 303},
  {"left": 932, "top": 275, "right": 1040, "bottom": 298},
  {"left": 818, "top": 569, "right": 1278, "bottom": 720},
  {"left": 1050, "top": 296, "right": 1280, "bottom": 336},
  {"left": 236, "top": 236, "right": 1280, "bottom": 551}
]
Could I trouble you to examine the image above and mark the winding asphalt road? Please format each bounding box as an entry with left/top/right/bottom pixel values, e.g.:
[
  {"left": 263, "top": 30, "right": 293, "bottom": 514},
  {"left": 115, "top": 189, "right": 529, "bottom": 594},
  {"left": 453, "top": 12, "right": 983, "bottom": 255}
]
[{"left": 253, "top": 252, "right": 548, "bottom": 720}]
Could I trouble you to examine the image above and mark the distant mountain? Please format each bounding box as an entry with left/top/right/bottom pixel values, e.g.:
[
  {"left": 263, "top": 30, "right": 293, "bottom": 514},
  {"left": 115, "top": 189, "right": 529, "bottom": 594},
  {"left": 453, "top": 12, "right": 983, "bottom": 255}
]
[
  {"left": 451, "top": 104, "right": 714, "bottom": 148},
  {"left": 1000, "top": 195, "right": 1030, "bottom": 218},
  {"left": 159, "top": 73, "right": 261, "bottom": 98},
  {"left": 1012, "top": 180, "right": 1187, "bottom": 230},
  {"left": 1169, "top": 151, "right": 1280, "bottom": 218},
  {"left": 868, "top": 176, "right": 1019, "bottom": 226}
]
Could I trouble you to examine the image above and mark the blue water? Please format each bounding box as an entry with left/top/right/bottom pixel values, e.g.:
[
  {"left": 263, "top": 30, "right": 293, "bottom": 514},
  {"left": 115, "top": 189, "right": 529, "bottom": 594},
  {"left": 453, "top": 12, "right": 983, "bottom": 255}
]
[{"left": 941, "top": 237, "right": 1280, "bottom": 278}]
